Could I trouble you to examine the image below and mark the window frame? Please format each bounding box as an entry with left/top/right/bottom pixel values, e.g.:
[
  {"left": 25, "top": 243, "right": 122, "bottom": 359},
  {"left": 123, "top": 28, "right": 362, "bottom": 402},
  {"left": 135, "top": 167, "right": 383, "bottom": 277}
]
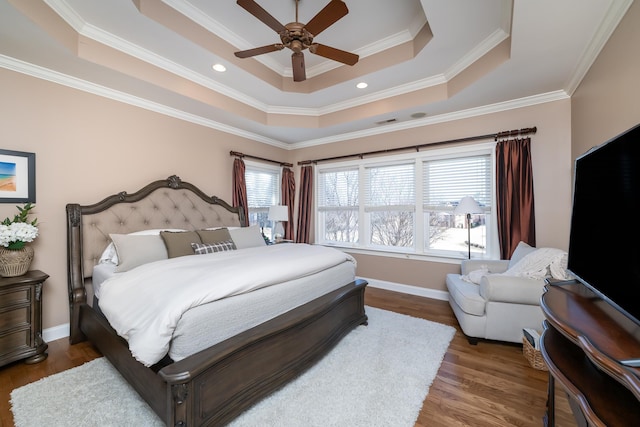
[{"left": 314, "top": 142, "right": 500, "bottom": 260}]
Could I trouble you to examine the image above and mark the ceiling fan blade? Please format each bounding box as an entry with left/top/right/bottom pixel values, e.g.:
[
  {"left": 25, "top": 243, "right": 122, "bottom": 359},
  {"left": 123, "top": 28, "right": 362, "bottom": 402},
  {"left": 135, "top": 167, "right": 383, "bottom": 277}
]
[
  {"left": 235, "top": 44, "right": 285, "bottom": 58},
  {"left": 236, "top": 0, "right": 286, "bottom": 33},
  {"left": 292, "top": 52, "right": 306, "bottom": 82},
  {"left": 304, "top": 0, "right": 348, "bottom": 37},
  {"left": 310, "top": 44, "right": 359, "bottom": 66}
]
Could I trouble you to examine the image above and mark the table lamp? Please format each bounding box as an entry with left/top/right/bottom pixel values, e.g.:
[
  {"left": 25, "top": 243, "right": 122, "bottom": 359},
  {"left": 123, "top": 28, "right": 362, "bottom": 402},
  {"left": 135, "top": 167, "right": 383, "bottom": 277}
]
[{"left": 268, "top": 205, "right": 289, "bottom": 242}]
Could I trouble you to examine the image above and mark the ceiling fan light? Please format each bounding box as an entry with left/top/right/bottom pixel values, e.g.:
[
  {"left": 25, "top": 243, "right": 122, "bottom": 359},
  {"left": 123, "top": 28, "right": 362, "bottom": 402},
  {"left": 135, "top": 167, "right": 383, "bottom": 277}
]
[
  {"left": 212, "top": 64, "right": 226, "bottom": 72},
  {"left": 356, "top": 82, "right": 368, "bottom": 89}
]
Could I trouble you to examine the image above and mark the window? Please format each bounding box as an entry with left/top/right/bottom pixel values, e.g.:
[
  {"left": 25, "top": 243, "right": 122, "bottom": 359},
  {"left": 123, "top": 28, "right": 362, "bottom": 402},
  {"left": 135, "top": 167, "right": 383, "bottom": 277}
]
[
  {"left": 245, "top": 162, "right": 280, "bottom": 239},
  {"left": 317, "top": 167, "right": 359, "bottom": 244},
  {"left": 315, "top": 143, "right": 497, "bottom": 259},
  {"left": 365, "top": 163, "right": 415, "bottom": 248},
  {"left": 423, "top": 154, "right": 492, "bottom": 256}
]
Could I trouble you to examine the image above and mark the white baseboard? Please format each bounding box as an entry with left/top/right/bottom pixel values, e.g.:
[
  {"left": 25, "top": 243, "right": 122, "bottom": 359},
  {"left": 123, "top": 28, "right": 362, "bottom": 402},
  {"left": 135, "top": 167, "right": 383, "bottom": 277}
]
[
  {"left": 43, "top": 323, "right": 69, "bottom": 343},
  {"left": 42, "top": 280, "right": 448, "bottom": 342},
  {"left": 359, "top": 276, "right": 449, "bottom": 301}
]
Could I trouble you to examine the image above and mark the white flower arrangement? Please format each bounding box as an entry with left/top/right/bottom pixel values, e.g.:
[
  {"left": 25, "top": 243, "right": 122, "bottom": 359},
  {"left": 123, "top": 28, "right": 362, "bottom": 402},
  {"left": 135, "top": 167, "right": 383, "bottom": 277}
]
[{"left": 0, "top": 203, "right": 38, "bottom": 250}]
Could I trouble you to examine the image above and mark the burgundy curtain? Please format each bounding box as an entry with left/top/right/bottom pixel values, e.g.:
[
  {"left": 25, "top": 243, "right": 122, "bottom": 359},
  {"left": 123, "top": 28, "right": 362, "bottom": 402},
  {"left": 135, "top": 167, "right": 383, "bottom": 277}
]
[
  {"left": 281, "top": 167, "right": 295, "bottom": 240},
  {"left": 232, "top": 158, "right": 249, "bottom": 226},
  {"left": 296, "top": 165, "right": 313, "bottom": 243},
  {"left": 495, "top": 137, "right": 536, "bottom": 259}
]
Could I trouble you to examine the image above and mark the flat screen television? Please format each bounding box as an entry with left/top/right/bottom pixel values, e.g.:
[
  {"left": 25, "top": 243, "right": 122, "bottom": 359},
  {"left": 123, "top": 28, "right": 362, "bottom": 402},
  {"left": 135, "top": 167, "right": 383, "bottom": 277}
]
[{"left": 568, "top": 123, "right": 640, "bottom": 343}]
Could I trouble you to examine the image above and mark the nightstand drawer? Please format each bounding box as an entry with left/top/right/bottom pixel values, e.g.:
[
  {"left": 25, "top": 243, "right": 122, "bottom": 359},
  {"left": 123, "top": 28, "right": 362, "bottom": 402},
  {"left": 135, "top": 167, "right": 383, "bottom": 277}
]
[
  {"left": 0, "top": 287, "right": 30, "bottom": 308},
  {"left": 0, "top": 328, "right": 30, "bottom": 356},
  {"left": 0, "top": 306, "right": 30, "bottom": 331},
  {"left": 0, "top": 271, "right": 48, "bottom": 367}
]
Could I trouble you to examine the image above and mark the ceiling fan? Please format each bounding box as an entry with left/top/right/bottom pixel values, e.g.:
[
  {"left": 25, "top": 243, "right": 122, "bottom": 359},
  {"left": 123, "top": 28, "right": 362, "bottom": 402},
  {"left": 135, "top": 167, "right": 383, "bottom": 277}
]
[{"left": 234, "top": 0, "right": 359, "bottom": 82}]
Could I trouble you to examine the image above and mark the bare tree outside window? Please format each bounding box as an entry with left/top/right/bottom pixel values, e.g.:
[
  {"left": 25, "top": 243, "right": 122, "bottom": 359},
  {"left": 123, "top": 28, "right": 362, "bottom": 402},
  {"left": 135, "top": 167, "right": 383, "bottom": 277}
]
[{"left": 370, "top": 211, "right": 414, "bottom": 246}]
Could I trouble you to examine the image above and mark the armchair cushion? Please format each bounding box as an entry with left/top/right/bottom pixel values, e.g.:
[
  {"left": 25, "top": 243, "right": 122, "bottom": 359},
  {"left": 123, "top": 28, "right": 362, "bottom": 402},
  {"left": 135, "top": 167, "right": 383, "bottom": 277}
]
[
  {"left": 447, "top": 275, "right": 487, "bottom": 316},
  {"left": 479, "top": 274, "right": 546, "bottom": 305}
]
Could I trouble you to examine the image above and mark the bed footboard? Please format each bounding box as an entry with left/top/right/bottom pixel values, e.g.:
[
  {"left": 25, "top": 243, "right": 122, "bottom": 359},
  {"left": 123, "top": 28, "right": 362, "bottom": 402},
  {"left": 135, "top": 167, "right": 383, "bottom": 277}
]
[{"left": 81, "top": 279, "right": 367, "bottom": 427}]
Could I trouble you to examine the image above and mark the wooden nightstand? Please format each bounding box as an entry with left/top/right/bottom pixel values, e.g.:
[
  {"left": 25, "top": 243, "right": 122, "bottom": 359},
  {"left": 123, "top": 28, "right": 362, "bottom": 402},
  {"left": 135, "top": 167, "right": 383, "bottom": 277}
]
[{"left": 0, "top": 270, "right": 49, "bottom": 367}]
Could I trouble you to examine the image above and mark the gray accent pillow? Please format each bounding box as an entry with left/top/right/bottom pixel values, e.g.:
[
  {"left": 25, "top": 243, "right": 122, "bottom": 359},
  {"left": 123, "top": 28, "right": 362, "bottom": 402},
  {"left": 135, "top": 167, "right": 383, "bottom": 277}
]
[
  {"left": 229, "top": 226, "right": 267, "bottom": 249},
  {"left": 160, "top": 231, "right": 202, "bottom": 258},
  {"left": 109, "top": 234, "right": 168, "bottom": 272},
  {"left": 196, "top": 228, "right": 233, "bottom": 245}
]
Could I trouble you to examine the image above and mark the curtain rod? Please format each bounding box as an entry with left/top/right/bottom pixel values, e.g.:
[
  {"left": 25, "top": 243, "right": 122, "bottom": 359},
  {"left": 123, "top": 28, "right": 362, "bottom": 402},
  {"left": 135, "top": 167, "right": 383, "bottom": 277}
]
[
  {"left": 230, "top": 151, "right": 293, "bottom": 168},
  {"left": 297, "top": 127, "right": 537, "bottom": 165}
]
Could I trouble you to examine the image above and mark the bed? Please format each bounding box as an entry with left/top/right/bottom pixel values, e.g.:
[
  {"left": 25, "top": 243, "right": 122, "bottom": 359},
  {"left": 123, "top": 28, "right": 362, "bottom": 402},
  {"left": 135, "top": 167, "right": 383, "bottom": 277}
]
[{"left": 66, "top": 175, "right": 367, "bottom": 426}]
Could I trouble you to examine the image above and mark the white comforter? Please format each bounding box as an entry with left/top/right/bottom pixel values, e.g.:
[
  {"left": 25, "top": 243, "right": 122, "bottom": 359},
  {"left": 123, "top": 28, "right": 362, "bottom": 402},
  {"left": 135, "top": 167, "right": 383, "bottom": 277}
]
[{"left": 98, "top": 244, "right": 355, "bottom": 366}]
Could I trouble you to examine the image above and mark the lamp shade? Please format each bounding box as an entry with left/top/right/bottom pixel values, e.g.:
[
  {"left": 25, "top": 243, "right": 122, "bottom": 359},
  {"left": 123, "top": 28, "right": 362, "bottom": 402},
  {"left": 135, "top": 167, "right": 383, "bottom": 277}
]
[
  {"left": 453, "top": 196, "right": 482, "bottom": 215},
  {"left": 268, "top": 205, "right": 289, "bottom": 222}
]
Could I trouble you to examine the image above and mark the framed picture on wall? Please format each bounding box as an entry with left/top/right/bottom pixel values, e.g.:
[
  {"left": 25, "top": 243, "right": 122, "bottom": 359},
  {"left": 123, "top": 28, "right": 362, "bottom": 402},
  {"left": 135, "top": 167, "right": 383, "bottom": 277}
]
[{"left": 0, "top": 149, "right": 36, "bottom": 203}]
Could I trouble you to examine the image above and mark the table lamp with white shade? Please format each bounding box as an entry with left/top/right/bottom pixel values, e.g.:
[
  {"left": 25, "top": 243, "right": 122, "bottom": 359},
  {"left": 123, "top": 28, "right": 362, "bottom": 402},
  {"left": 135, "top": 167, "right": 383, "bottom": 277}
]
[
  {"left": 268, "top": 205, "right": 289, "bottom": 242},
  {"left": 453, "top": 196, "right": 483, "bottom": 259}
]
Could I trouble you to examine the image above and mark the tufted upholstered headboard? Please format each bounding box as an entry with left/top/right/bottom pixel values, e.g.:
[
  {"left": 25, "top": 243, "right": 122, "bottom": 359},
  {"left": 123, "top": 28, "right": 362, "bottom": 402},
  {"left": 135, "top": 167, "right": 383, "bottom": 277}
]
[{"left": 66, "top": 175, "right": 243, "bottom": 342}]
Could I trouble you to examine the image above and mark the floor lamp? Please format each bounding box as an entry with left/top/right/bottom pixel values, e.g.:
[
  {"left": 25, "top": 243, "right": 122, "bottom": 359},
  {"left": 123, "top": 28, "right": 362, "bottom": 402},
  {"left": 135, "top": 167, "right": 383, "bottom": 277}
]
[
  {"left": 454, "top": 196, "right": 482, "bottom": 259},
  {"left": 268, "top": 205, "right": 289, "bottom": 242}
]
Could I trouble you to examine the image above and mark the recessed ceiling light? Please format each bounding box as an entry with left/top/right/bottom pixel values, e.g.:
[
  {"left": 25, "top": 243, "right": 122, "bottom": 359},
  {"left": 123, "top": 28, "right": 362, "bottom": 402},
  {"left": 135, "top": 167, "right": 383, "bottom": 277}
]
[
  {"left": 356, "top": 82, "right": 368, "bottom": 89},
  {"left": 212, "top": 64, "right": 226, "bottom": 72},
  {"left": 410, "top": 112, "right": 427, "bottom": 119}
]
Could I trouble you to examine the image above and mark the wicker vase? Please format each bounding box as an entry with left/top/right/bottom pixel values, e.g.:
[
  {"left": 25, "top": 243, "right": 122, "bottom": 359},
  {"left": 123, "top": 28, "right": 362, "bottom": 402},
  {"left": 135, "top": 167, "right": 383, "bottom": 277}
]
[{"left": 0, "top": 245, "right": 34, "bottom": 277}]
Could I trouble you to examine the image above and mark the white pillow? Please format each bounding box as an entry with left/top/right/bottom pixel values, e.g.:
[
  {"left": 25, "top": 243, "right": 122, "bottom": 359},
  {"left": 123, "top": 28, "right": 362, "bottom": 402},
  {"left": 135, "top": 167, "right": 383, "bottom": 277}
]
[
  {"left": 109, "top": 234, "right": 169, "bottom": 272},
  {"left": 99, "top": 229, "right": 185, "bottom": 265},
  {"left": 508, "top": 241, "right": 537, "bottom": 269},
  {"left": 228, "top": 226, "right": 267, "bottom": 249}
]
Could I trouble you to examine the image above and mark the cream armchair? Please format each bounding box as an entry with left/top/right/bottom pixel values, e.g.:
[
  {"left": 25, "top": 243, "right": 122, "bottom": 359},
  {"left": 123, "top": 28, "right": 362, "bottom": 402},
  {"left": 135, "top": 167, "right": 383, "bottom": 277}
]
[{"left": 445, "top": 242, "right": 565, "bottom": 344}]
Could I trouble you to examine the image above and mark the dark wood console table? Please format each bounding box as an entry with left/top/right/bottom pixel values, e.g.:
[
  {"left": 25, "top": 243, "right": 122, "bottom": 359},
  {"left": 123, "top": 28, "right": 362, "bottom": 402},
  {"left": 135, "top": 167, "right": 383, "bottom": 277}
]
[{"left": 540, "top": 282, "right": 640, "bottom": 426}]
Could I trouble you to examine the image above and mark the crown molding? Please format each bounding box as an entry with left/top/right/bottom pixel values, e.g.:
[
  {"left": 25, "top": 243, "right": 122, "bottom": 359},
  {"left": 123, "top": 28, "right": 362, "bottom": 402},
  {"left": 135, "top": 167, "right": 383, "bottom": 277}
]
[
  {"left": 291, "top": 90, "right": 569, "bottom": 149},
  {"left": 564, "top": 0, "right": 633, "bottom": 95},
  {"left": 0, "top": 53, "right": 569, "bottom": 150},
  {"left": 44, "top": 0, "right": 85, "bottom": 32},
  {"left": 0, "top": 54, "right": 287, "bottom": 149}
]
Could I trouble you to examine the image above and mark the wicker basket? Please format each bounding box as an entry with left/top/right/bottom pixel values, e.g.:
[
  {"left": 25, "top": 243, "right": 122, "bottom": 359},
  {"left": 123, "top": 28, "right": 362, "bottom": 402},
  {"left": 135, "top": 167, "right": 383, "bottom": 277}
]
[
  {"left": 523, "top": 337, "right": 547, "bottom": 371},
  {"left": 0, "top": 246, "right": 34, "bottom": 277}
]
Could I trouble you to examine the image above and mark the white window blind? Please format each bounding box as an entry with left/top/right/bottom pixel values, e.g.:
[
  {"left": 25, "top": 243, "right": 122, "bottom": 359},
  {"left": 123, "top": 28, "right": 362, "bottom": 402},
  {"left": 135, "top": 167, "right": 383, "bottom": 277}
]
[
  {"left": 365, "top": 163, "right": 415, "bottom": 210},
  {"left": 423, "top": 155, "right": 491, "bottom": 209},
  {"left": 318, "top": 168, "right": 359, "bottom": 209},
  {"left": 245, "top": 167, "right": 279, "bottom": 208}
]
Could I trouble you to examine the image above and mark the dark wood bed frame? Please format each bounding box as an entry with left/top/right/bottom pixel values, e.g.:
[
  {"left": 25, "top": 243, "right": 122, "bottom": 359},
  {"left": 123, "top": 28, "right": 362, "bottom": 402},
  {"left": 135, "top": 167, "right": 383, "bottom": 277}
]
[{"left": 66, "top": 175, "right": 367, "bottom": 426}]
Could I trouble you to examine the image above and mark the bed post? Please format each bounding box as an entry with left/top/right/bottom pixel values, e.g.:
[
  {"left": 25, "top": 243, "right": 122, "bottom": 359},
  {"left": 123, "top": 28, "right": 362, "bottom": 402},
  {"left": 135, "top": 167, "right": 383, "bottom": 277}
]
[{"left": 66, "top": 203, "right": 87, "bottom": 344}]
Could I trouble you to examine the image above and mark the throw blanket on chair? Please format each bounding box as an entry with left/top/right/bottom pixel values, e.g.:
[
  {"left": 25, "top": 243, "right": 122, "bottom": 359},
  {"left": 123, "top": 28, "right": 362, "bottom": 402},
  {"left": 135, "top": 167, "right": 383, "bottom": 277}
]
[{"left": 502, "top": 247, "right": 569, "bottom": 280}]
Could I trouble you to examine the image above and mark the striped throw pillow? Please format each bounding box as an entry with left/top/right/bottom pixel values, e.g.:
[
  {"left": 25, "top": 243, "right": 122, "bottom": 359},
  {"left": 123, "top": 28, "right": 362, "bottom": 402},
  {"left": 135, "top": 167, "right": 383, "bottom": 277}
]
[{"left": 191, "top": 240, "right": 237, "bottom": 254}]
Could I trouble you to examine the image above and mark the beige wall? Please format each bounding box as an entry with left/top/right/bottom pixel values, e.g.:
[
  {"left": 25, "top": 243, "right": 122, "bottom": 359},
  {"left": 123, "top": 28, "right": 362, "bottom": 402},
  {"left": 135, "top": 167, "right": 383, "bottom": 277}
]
[
  {"left": 572, "top": 0, "right": 640, "bottom": 159},
  {"left": 0, "top": 68, "right": 288, "bottom": 331}
]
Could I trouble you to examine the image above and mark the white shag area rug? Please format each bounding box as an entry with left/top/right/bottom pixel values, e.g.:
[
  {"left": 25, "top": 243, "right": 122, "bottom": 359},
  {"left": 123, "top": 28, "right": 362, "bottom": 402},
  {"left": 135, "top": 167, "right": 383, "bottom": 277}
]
[{"left": 11, "top": 307, "right": 455, "bottom": 427}]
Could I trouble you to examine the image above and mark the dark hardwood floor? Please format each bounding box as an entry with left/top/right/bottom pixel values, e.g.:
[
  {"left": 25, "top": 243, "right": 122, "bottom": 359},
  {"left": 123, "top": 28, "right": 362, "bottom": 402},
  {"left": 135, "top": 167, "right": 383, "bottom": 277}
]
[{"left": 0, "top": 287, "right": 576, "bottom": 427}]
